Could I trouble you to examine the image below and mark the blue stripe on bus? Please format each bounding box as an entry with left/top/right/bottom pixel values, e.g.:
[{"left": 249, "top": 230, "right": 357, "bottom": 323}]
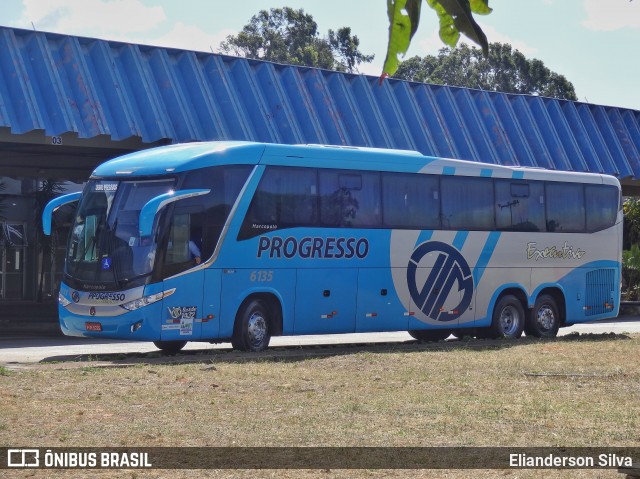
[
  {"left": 443, "top": 166, "right": 456, "bottom": 175},
  {"left": 480, "top": 169, "right": 493, "bottom": 177},
  {"left": 512, "top": 171, "right": 525, "bottom": 179},
  {"left": 415, "top": 230, "right": 434, "bottom": 248},
  {"left": 473, "top": 231, "right": 501, "bottom": 286},
  {"left": 453, "top": 231, "right": 469, "bottom": 250}
]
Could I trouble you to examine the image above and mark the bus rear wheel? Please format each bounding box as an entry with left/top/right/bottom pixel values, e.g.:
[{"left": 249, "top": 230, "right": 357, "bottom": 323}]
[
  {"left": 153, "top": 340, "right": 187, "bottom": 355},
  {"left": 232, "top": 299, "right": 272, "bottom": 352},
  {"left": 526, "top": 294, "right": 560, "bottom": 338},
  {"left": 409, "top": 330, "right": 451, "bottom": 342},
  {"left": 486, "top": 294, "right": 525, "bottom": 339}
]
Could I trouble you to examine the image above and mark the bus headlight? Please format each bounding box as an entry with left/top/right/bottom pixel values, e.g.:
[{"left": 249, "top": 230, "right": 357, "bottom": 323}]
[
  {"left": 120, "top": 288, "right": 175, "bottom": 311},
  {"left": 59, "top": 293, "right": 71, "bottom": 307}
]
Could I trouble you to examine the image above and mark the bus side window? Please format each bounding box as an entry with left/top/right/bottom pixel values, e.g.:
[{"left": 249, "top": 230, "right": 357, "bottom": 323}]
[
  {"left": 546, "top": 182, "right": 585, "bottom": 232},
  {"left": 164, "top": 212, "right": 193, "bottom": 262},
  {"left": 585, "top": 184, "right": 619, "bottom": 232},
  {"left": 249, "top": 167, "right": 318, "bottom": 226},
  {"left": 382, "top": 173, "right": 440, "bottom": 229},
  {"left": 495, "top": 180, "right": 545, "bottom": 232},
  {"left": 441, "top": 177, "right": 494, "bottom": 230},
  {"left": 177, "top": 165, "right": 252, "bottom": 259},
  {"left": 319, "top": 169, "right": 381, "bottom": 227}
]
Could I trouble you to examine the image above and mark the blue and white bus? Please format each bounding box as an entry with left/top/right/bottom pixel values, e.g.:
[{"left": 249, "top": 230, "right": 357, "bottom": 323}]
[{"left": 43, "top": 142, "right": 622, "bottom": 352}]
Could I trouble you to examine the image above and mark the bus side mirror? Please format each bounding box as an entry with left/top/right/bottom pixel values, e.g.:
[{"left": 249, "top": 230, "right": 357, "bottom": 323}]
[
  {"left": 42, "top": 192, "right": 82, "bottom": 235},
  {"left": 139, "top": 189, "right": 210, "bottom": 238}
]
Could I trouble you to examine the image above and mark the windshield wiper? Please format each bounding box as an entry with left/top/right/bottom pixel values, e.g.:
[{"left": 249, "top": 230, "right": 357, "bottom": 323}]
[{"left": 117, "top": 271, "right": 153, "bottom": 288}]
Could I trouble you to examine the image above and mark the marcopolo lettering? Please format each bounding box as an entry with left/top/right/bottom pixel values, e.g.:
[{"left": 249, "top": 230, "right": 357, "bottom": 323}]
[{"left": 257, "top": 236, "right": 369, "bottom": 259}]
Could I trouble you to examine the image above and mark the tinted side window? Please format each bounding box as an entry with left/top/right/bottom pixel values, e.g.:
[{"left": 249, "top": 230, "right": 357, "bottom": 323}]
[
  {"left": 441, "top": 177, "right": 494, "bottom": 230},
  {"left": 244, "top": 166, "right": 318, "bottom": 229},
  {"left": 382, "top": 173, "right": 440, "bottom": 229},
  {"left": 319, "top": 170, "right": 381, "bottom": 227},
  {"left": 586, "top": 184, "right": 619, "bottom": 232},
  {"left": 546, "top": 183, "right": 585, "bottom": 232},
  {"left": 163, "top": 165, "right": 252, "bottom": 276},
  {"left": 495, "top": 180, "right": 545, "bottom": 232}
]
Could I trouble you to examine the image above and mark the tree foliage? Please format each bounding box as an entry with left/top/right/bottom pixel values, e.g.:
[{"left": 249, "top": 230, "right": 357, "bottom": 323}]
[
  {"left": 383, "top": 0, "right": 491, "bottom": 78},
  {"left": 624, "top": 198, "right": 640, "bottom": 249},
  {"left": 622, "top": 244, "right": 640, "bottom": 300},
  {"left": 393, "top": 43, "right": 578, "bottom": 100},
  {"left": 621, "top": 199, "right": 640, "bottom": 299},
  {"left": 219, "top": 7, "right": 374, "bottom": 73}
]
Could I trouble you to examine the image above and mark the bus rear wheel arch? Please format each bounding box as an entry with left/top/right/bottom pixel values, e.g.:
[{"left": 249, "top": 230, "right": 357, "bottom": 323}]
[
  {"left": 526, "top": 293, "right": 561, "bottom": 338},
  {"left": 476, "top": 291, "right": 526, "bottom": 339}
]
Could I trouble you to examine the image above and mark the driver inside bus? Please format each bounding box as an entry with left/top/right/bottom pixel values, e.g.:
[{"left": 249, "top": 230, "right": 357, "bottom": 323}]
[{"left": 189, "top": 239, "right": 202, "bottom": 265}]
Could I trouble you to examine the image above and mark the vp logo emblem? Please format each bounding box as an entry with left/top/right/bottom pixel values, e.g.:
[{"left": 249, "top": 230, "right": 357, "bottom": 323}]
[{"left": 407, "top": 241, "right": 473, "bottom": 322}]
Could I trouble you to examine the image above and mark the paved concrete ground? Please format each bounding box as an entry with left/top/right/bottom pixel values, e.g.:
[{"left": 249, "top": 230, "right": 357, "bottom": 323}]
[{"left": 1, "top": 317, "right": 638, "bottom": 365}]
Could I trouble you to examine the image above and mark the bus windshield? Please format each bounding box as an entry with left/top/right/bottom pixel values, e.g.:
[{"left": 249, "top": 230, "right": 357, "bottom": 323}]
[
  {"left": 66, "top": 165, "right": 254, "bottom": 287},
  {"left": 67, "top": 179, "right": 175, "bottom": 286}
]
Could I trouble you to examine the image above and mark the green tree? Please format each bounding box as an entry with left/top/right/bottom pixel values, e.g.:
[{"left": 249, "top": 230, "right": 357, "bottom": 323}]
[
  {"left": 623, "top": 198, "right": 640, "bottom": 249},
  {"left": 393, "top": 43, "right": 578, "bottom": 100},
  {"left": 384, "top": 0, "right": 637, "bottom": 79},
  {"left": 219, "top": 7, "right": 374, "bottom": 73},
  {"left": 620, "top": 199, "right": 640, "bottom": 299},
  {"left": 383, "top": 0, "right": 491, "bottom": 78}
]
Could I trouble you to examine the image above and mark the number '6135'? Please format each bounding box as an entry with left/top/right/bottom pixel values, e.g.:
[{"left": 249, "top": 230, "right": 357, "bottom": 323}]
[{"left": 250, "top": 270, "right": 273, "bottom": 282}]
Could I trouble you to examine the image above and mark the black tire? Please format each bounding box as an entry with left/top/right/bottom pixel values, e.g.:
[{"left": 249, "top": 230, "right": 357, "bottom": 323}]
[
  {"left": 153, "top": 340, "right": 187, "bottom": 355},
  {"left": 408, "top": 329, "right": 451, "bottom": 342},
  {"left": 232, "top": 299, "right": 272, "bottom": 352},
  {"left": 485, "top": 294, "right": 525, "bottom": 339},
  {"left": 526, "top": 294, "right": 560, "bottom": 338}
]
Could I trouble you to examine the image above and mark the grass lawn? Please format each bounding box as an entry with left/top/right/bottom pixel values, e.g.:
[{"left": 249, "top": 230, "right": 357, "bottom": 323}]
[{"left": 1, "top": 332, "right": 638, "bottom": 478}]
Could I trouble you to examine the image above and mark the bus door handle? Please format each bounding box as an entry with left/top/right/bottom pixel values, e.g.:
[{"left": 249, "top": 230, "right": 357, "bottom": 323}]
[{"left": 323, "top": 290, "right": 331, "bottom": 297}]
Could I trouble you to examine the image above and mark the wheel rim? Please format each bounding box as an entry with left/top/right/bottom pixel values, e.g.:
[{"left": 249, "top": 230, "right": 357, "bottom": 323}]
[
  {"left": 247, "top": 312, "right": 267, "bottom": 348},
  {"left": 499, "top": 305, "right": 521, "bottom": 336},
  {"left": 536, "top": 305, "right": 555, "bottom": 331}
]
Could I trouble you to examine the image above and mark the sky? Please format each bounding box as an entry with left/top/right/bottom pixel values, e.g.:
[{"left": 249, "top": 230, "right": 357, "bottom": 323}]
[{"left": 2, "top": 0, "right": 640, "bottom": 111}]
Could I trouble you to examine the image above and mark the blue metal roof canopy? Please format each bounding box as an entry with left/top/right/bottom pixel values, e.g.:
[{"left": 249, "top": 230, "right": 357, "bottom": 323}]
[{"left": 1, "top": 25, "right": 639, "bottom": 180}]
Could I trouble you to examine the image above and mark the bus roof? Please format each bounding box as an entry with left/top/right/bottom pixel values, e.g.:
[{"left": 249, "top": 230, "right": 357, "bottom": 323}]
[
  {"left": 91, "top": 141, "right": 620, "bottom": 187},
  {"left": 92, "top": 141, "right": 266, "bottom": 177}
]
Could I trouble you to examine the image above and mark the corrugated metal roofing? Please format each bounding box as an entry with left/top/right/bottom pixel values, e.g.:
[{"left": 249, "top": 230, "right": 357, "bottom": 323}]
[{"left": 1, "top": 25, "right": 640, "bottom": 179}]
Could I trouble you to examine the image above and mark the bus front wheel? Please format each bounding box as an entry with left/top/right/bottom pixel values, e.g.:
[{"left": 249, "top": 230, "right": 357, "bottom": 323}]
[
  {"left": 232, "top": 299, "right": 272, "bottom": 352},
  {"left": 153, "top": 340, "right": 187, "bottom": 355},
  {"left": 526, "top": 294, "right": 560, "bottom": 338}
]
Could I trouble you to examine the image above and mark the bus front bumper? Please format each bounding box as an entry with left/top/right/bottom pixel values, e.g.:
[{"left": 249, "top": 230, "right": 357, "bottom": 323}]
[{"left": 58, "top": 303, "right": 163, "bottom": 341}]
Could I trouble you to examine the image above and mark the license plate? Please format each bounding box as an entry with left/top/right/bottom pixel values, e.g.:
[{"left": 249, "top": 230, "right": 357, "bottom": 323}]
[{"left": 85, "top": 322, "right": 102, "bottom": 332}]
